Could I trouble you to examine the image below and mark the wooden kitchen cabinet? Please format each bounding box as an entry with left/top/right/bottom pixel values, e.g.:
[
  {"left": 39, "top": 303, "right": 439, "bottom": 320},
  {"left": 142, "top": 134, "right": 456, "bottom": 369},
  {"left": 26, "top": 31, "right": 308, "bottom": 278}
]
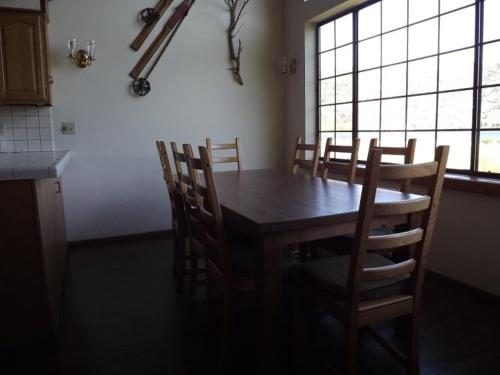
[
  {"left": 0, "top": 8, "right": 51, "bottom": 105},
  {"left": 0, "top": 178, "right": 67, "bottom": 350}
]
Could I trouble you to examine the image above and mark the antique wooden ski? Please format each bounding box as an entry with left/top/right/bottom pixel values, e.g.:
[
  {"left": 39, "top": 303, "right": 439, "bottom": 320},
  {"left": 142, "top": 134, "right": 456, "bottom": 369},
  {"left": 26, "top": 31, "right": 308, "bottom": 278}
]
[
  {"left": 130, "top": 0, "right": 175, "bottom": 52},
  {"left": 131, "top": 0, "right": 196, "bottom": 96},
  {"left": 130, "top": 0, "right": 192, "bottom": 79}
]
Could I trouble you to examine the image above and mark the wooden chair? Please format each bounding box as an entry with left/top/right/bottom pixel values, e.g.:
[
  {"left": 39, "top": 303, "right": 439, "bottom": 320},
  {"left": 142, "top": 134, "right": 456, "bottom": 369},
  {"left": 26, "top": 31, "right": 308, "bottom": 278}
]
[
  {"left": 322, "top": 138, "right": 361, "bottom": 183},
  {"left": 206, "top": 137, "right": 242, "bottom": 171},
  {"left": 293, "top": 145, "right": 449, "bottom": 375},
  {"left": 183, "top": 144, "right": 256, "bottom": 373},
  {"left": 369, "top": 138, "right": 417, "bottom": 193},
  {"left": 171, "top": 142, "right": 206, "bottom": 299},
  {"left": 291, "top": 137, "right": 321, "bottom": 177},
  {"left": 156, "top": 141, "right": 188, "bottom": 293}
]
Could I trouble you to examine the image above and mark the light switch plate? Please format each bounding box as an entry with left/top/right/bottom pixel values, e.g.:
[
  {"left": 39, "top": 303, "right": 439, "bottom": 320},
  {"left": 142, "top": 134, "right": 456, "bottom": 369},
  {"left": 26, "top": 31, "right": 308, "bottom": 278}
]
[{"left": 62, "top": 121, "right": 76, "bottom": 135}]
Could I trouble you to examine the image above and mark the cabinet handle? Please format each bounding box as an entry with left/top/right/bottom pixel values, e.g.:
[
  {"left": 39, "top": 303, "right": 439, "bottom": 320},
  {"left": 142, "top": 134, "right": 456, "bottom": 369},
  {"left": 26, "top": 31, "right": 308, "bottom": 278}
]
[{"left": 55, "top": 180, "right": 62, "bottom": 194}]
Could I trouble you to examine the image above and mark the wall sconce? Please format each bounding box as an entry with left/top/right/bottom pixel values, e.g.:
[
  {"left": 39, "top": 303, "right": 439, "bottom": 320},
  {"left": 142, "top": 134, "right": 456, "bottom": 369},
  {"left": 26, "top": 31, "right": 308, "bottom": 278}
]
[
  {"left": 281, "top": 56, "right": 297, "bottom": 76},
  {"left": 67, "top": 38, "right": 96, "bottom": 68}
]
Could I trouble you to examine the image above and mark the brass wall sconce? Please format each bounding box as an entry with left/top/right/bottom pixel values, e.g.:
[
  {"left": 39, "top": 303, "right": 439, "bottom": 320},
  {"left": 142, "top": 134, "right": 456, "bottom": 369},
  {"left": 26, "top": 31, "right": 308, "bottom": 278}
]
[
  {"left": 281, "top": 56, "right": 297, "bottom": 76},
  {"left": 67, "top": 38, "right": 96, "bottom": 68}
]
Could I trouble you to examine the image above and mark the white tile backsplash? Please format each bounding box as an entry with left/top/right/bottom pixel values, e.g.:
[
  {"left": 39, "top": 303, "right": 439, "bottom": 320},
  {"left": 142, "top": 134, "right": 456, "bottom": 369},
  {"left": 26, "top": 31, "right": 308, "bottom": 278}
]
[{"left": 0, "top": 106, "right": 54, "bottom": 153}]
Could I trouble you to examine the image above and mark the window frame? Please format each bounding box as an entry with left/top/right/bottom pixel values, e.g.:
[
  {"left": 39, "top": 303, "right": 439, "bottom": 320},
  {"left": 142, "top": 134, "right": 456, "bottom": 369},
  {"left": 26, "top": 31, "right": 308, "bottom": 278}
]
[{"left": 316, "top": 0, "right": 500, "bottom": 179}]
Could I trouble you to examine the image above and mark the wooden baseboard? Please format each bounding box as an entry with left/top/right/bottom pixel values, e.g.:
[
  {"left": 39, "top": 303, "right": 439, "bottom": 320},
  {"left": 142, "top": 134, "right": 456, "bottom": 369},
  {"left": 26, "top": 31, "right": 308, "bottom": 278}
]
[{"left": 68, "top": 230, "right": 174, "bottom": 249}]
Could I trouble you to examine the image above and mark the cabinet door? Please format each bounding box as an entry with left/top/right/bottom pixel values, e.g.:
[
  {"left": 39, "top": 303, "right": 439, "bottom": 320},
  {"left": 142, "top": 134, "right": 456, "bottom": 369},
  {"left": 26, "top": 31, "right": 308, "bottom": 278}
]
[
  {"left": 35, "top": 178, "right": 67, "bottom": 331},
  {"left": 0, "top": 10, "right": 50, "bottom": 104}
]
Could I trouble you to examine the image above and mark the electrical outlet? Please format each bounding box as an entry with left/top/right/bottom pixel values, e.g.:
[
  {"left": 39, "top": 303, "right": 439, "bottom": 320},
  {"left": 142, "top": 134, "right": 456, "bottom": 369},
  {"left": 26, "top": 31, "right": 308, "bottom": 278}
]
[
  {"left": 62, "top": 122, "right": 76, "bottom": 135},
  {"left": 0, "top": 122, "right": 5, "bottom": 137}
]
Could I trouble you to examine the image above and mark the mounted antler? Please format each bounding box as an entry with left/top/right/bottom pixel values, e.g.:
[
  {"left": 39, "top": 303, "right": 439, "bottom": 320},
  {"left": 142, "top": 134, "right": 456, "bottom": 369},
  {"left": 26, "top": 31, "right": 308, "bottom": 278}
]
[{"left": 225, "top": 0, "right": 250, "bottom": 86}]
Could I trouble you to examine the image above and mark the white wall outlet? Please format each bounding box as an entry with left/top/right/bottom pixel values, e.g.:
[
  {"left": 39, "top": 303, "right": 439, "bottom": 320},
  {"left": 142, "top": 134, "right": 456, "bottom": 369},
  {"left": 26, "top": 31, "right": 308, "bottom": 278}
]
[
  {"left": 62, "top": 121, "right": 76, "bottom": 135},
  {"left": 0, "top": 122, "right": 5, "bottom": 137}
]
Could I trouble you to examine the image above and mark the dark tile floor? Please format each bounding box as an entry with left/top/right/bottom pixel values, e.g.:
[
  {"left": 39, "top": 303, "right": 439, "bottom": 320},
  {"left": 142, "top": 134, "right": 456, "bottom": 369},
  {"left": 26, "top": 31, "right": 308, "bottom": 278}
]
[{"left": 3, "top": 237, "right": 500, "bottom": 374}]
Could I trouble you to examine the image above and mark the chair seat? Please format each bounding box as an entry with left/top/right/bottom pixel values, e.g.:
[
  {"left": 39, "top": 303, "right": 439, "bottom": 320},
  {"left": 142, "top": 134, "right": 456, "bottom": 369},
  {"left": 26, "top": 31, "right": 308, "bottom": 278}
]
[{"left": 301, "top": 253, "right": 409, "bottom": 301}]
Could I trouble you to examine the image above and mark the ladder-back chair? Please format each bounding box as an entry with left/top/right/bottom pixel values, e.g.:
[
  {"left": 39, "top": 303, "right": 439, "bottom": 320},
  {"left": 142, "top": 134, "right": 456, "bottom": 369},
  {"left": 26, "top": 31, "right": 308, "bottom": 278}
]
[
  {"left": 322, "top": 138, "right": 361, "bottom": 183},
  {"left": 206, "top": 137, "right": 242, "bottom": 171},
  {"left": 171, "top": 142, "right": 206, "bottom": 299},
  {"left": 156, "top": 141, "right": 188, "bottom": 293},
  {"left": 291, "top": 136, "right": 321, "bottom": 177},
  {"left": 184, "top": 144, "right": 256, "bottom": 372},
  {"left": 294, "top": 145, "right": 449, "bottom": 375}
]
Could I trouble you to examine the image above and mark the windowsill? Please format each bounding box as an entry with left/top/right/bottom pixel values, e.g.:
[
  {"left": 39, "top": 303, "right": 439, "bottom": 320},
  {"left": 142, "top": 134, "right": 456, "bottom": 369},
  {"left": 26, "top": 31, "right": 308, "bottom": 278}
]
[
  {"left": 349, "top": 164, "right": 500, "bottom": 197},
  {"left": 442, "top": 173, "right": 500, "bottom": 197}
]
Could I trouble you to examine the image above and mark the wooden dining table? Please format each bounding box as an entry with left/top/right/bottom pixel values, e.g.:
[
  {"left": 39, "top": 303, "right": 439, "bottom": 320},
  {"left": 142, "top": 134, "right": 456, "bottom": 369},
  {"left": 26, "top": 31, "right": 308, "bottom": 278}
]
[{"left": 213, "top": 169, "right": 422, "bottom": 366}]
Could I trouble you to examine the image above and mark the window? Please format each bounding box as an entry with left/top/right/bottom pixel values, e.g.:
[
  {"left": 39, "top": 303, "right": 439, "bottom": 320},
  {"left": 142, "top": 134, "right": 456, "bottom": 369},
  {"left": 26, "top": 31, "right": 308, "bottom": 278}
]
[{"left": 317, "top": 0, "right": 500, "bottom": 176}]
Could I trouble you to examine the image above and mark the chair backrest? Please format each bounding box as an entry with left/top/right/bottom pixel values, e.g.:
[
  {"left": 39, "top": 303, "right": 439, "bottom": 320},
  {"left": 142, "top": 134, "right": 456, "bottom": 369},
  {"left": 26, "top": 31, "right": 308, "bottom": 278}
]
[
  {"left": 156, "top": 141, "right": 186, "bottom": 236},
  {"left": 156, "top": 141, "right": 176, "bottom": 195},
  {"left": 347, "top": 145, "right": 449, "bottom": 315},
  {"left": 291, "top": 136, "right": 321, "bottom": 177},
  {"left": 321, "top": 138, "right": 360, "bottom": 183},
  {"left": 206, "top": 137, "right": 242, "bottom": 171},
  {"left": 184, "top": 144, "right": 232, "bottom": 283},
  {"left": 369, "top": 138, "right": 417, "bottom": 193},
  {"left": 171, "top": 142, "right": 199, "bottom": 238}
]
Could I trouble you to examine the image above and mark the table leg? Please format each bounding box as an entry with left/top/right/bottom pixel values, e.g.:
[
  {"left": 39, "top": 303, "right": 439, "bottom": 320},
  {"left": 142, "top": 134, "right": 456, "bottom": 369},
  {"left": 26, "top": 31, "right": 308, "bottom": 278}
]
[{"left": 256, "top": 234, "right": 283, "bottom": 370}]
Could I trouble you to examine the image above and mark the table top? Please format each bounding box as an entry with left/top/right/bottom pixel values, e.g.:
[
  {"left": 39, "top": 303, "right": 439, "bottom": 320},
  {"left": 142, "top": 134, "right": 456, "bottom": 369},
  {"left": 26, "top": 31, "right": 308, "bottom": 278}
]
[
  {"left": 0, "top": 150, "right": 72, "bottom": 181},
  {"left": 214, "top": 169, "right": 422, "bottom": 235}
]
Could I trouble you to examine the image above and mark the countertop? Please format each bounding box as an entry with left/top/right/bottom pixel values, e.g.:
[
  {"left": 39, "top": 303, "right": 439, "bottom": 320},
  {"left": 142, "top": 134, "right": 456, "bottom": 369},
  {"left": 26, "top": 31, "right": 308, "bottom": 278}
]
[{"left": 0, "top": 151, "right": 72, "bottom": 181}]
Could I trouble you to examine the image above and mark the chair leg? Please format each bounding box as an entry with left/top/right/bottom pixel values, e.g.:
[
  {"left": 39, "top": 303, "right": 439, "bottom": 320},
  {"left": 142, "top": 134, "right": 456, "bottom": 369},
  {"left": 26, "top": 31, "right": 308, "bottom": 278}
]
[
  {"left": 219, "top": 291, "right": 234, "bottom": 374},
  {"left": 343, "top": 323, "right": 359, "bottom": 375},
  {"left": 174, "top": 234, "right": 186, "bottom": 294},
  {"left": 189, "top": 251, "right": 199, "bottom": 302},
  {"left": 292, "top": 280, "right": 310, "bottom": 366},
  {"left": 407, "top": 315, "right": 420, "bottom": 375}
]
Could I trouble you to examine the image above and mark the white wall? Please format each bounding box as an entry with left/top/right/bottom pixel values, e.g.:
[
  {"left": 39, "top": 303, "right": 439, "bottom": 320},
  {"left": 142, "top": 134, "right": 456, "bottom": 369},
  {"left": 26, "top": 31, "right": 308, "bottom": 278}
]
[
  {"left": 284, "top": 0, "right": 500, "bottom": 296},
  {"left": 1, "top": 0, "right": 285, "bottom": 241}
]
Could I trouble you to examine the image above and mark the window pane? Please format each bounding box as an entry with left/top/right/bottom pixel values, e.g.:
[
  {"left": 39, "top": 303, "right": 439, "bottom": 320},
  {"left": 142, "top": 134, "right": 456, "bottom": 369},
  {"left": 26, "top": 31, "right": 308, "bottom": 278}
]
[
  {"left": 440, "top": 0, "right": 474, "bottom": 14},
  {"left": 407, "top": 94, "right": 436, "bottom": 130},
  {"left": 320, "top": 50, "right": 335, "bottom": 79},
  {"left": 382, "top": 0, "right": 407, "bottom": 32},
  {"left": 336, "top": 104, "right": 353, "bottom": 131},
  {"left": 359, "top": 132, "right": 380, "bottom": 160},
  {"left": 437, "top": 131, "right": 472, "bottom": 170},
  {"left": 336, "top": 74, "right": 352, "bottom": 103},
  {"left": 479, "top": 131, "right": 500, "bottom": 173},
  {"left": 320, "top": 106, "right": 335, "bottom": 131},
  {"left": 359, "top": 3, "right": 381, "bottom": 40},
  {"left": 382, "top": 63, "right": 407, "bottom": 98},
  {"left": 484, "top": 0, "right": 500, "bottom": 42},
  {"left": 359, "top": 69, "right": 381, "bottom": 100},
  {"left": 481, "top": 87, "right": 500, "bottom": 129},
  {"left": 382, "top": 28, "right": 407, "bottom": 65},
  {"left": 409, "top": 0, "right": 438, "bottom": 24},
  {"left": 381, "top": 132, "right": 406, "bottom": 163},
  {"left": 439, "top": 48, "right": 475, "bottom": 91},
  {"left": 438, "top": 90, "right": 473, "bottom": 129},
  {"left": 336, "top": 132, "right": 354, "bottom": 159},
  {"left": 336, "top": 44, "right": 353, "bottom": 75},
  {"left": 336, "top": 14, "right": 353, "bottom": 46},
  {"left": 408, "top": 131, "right": 436, "bottom": 163},
  {"left": 440, "top": 6, "right": 475, "bottom": 53},
  {"left": 381, "top": 98, "right": 406, "bottom": 130},
  {"left": 359, "top": 101, "right": 380, "bottom": 131},
  {"left": 482, "top": 42, "right": 500, "bottom": 86},
  {"left": 408, "top": 57, "right": 437, "bottom": 94},
  {"left": 320, "top": 78, "right": 335, "bottom": 105},
  {"left": 320, "top": 21, "right": 335, "bottom": 52},
  {"left": 358, "top": 37, "right": 381, "bottom": 70},
  {"left": 409, "top": 19, "right": 438, "bottom": 59}
]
